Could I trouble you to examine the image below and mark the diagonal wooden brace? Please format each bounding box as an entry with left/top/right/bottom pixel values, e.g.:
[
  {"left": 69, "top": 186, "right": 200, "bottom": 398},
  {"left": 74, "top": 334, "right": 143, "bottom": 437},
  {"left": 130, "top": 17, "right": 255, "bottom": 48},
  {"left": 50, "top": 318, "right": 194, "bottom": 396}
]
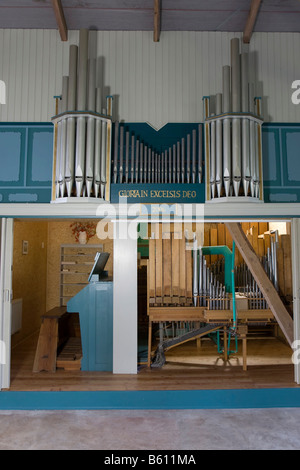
[{"left": 225, "top": 222, "right": 294, "bottom": 346}]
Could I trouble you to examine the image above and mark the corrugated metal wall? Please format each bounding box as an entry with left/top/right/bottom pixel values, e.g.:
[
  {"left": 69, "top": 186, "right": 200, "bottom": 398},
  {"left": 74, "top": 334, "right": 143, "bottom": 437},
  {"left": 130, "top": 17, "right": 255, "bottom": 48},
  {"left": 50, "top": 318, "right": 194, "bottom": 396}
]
[{"left": 0, "top": 29, "right": 299, "bottom": 128}]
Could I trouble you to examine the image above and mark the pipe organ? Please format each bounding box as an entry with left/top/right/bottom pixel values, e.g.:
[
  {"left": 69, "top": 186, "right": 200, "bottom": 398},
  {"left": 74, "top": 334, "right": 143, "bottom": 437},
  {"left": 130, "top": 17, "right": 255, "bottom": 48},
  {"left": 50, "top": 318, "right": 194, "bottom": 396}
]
[
  {"left": 204, "top": 37, "right": 264, "bottom": 202},
  {"left": 52, "top": 29, "right": 113, "bottom": 202},
  {"left": 113, "top": 123, "right": 203, "bottom": 185}
]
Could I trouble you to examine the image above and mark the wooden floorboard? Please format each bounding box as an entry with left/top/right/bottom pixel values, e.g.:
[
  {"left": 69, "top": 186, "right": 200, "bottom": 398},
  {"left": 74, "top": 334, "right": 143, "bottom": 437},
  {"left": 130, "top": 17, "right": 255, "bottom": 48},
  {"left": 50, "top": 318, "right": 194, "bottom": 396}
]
[{"left": 7, "top": 332, "right": 299, "bottom": 392}]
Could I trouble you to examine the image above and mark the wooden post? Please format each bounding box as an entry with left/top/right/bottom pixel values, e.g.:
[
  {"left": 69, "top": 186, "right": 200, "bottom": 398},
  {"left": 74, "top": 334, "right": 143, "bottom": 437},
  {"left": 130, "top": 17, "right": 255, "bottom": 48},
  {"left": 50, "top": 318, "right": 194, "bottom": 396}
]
[
  {"left": 154, "top": 0, "right": 161, "bottom": 42},
  {"left": 51, "top": 0, "right": 68, "bottom": 41},
  {"left": 225, "top": 222, "right": 294, "bottom": 346},
  {"left": 242, "top": 335, "right": 247, "bottom": 371},
  {"left": 243, "top": 0, "right": 262, "bottom": 44}
]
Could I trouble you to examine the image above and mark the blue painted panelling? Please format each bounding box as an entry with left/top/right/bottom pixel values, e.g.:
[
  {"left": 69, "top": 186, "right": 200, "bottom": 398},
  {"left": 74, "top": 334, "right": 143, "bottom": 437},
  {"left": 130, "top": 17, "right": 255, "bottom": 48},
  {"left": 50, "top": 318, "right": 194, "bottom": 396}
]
[
  {"left": 26, "top": 127, "right": 53, "bottom": 187},
  {"left": 0, "top": 127, "right": 26, "bottom": 186},
  {"left": 1, "top": 122, "right": 300, "bottom": 205},
  {"left": 1, "top": 388, "right": 300, "bottom": 410},
  {"left": 0, "top": 123, "right": 53, "bottom": 203},
  {"left": 262, "top": 124, "right": 300, "bottom": 203},
  {"left": 67, "top": 281, "right": 113, "bottom": 372}
]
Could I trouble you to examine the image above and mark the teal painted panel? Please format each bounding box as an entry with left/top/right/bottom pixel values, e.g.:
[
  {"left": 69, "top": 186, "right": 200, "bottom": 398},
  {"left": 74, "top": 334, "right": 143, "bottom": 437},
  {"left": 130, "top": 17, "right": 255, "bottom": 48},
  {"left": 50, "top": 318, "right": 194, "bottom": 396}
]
[
  {"left": 0, "top": 123, "right": 53, "bottom": 203},
  {"left": 282, "top": 128, "right": 300, "bottom": 186},
  {"left": 262, "top": 124, "right": 300, "bottom": 203},
  {"left": 1, "top": 388, "right": 300, "bottom": 410},
  {"left": 0, "top": 188, "right": 51, "bottom": 204},
  {"left": 26, "top": 127, "right": 53, "bottom": 186},
  {"left": 67, "top": 281, "right": 113, "bottom": 372},
  {"left": 0, "top": 127, "right": 25, "bottom": 186},
  {"left": 262, "top": 127, "right": 281, "bottom": 186},
  {"left": 92, "top": 283, "right": 113, "bottom": 371}
]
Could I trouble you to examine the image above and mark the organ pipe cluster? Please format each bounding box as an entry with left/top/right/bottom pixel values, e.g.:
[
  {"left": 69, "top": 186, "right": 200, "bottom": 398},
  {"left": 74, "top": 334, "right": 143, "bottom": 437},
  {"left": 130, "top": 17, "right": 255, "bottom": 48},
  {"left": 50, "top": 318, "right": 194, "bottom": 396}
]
[
  {"left": 113, "top": 124, "right": 203, "bottom": 184},
  {"left": 235, "top": 231, "right": 279, "bottom": 309},
  {"left": 192, "top": 247, "right": 230, "bottom": 310},
  {"left": 52, "top": 29, "right": 113, "bottom": 201},
  {"left": 204, "top": 37, "right": 264, "bottom": 201},
  {"left": 192, "top": 231, "right": 279, "bottom": 311}
]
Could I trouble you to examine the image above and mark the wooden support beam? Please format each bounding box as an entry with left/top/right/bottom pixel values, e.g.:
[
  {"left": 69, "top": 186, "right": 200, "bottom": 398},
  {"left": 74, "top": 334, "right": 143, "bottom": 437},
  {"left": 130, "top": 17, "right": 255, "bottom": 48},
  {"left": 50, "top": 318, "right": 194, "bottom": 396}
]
[
  {"left": 51, "top": 0, "right": 68, "bottom": 42},
  {"left": 154, "top": 0, "right": 161, "bottom": 43},
  {"left": 243, "top": 0, "right": 262, "bottom": 44},
  {"left": 225, "top": 222, "right": 294, "bottom": 346}
]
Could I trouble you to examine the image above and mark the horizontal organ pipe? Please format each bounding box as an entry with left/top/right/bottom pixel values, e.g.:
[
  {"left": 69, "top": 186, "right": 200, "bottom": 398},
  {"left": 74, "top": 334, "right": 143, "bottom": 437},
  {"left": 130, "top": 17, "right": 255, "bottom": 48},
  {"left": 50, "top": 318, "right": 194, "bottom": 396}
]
[
  {"left": 204, "top": 38, "right": 264, "bottom": 202},
  {"left": 53, "top": 29, "right": 113, "bottom": 201}
]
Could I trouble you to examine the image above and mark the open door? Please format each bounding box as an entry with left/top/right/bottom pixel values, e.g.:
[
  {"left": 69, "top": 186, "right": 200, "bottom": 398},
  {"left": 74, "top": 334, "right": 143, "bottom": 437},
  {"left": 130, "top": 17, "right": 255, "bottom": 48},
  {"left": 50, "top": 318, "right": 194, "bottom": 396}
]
[{"left": 0, "top": 218, "right": 14, "bottom": 390}]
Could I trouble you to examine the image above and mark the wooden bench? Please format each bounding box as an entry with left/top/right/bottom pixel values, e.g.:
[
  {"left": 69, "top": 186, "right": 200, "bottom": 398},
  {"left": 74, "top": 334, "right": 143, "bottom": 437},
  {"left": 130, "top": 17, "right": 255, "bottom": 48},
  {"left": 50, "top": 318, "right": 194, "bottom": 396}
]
[{"left": 33, "top": 307, "right": 81, "bottom": 373}]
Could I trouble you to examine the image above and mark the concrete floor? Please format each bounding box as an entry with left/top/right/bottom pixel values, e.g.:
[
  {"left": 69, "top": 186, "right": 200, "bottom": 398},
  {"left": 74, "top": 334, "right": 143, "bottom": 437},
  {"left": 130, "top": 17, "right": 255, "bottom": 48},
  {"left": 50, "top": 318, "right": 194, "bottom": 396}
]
[{"left": 0, "top": 408, "right": 300, "bottom": 450}]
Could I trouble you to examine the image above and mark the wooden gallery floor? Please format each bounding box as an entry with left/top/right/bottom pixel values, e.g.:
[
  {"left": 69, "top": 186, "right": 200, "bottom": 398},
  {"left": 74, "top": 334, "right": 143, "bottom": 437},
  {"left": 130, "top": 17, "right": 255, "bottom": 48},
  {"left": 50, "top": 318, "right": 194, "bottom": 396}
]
[{"left": 7, "top": 330, "right": 299, "bottom": 392}]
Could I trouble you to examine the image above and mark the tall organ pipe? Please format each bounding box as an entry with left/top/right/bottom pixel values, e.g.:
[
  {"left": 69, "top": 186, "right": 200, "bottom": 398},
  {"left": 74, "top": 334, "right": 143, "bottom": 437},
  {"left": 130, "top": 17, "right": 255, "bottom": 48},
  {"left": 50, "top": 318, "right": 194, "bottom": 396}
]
[
  {"left": 241, "top": 52, "right": 251, "bottom": 197},
  {"left": 65, "top": 45, "right": 78, "bottom": 197},
  {"left": 192, "top": 129, "right": 197, "bottom": 184},
  {"left": 85, "top": 58, "right": 96, "bottom": 197},
  {"left": 210, "top": 114, "right": 216, "bottom": 198},
  {"left": 94, "top": 88, "right": 102, "bottom": 197},
  {"left": 113, "top": 121, "right": 119, "bottom": 184},
  {"left": 255, "top": 96, "right": 262, "bottom": 198},
  {"left": 100, "top": 100, "right": 110, "bottom": 199},
  {"left": 135, "top": 139, "right": 139, "bottom": 183},
  {"left": 131, "top": 134, "right": 135, "bottom": 183},
  {"left": 125, "top": 131, "right": 130, "bottom": 184},
  {"left": 187, "top": 134, "right": 191, "bottom": 184},
  {"left": 215, "top": 93, "right": 222, "bottom": 198},
  {"left": 75, "top": 29, "right": 89, "bottom": 197},
  {"left": 55, "top": 91, "right": 62, "bottom": 199},
  {"left": 177, "top": 142, "right": 181, "bottom": 184},
  {"left": 198, "top": 124, "right": 202, "bottom": 184},
  {"left": 58, "top": 76, "right": 68, "bottom": 198},
  {"left": 231, "top": 38, "right": 241, "bottom": 197},
  {"left": 222, "top": 66, "right": 231, "bottom": 197},
  {"left": 249, "top": 83, "right": 257, "bottom": 198},
  {"left": 181, "top": 138, "right": 185, "bottom": 184}
]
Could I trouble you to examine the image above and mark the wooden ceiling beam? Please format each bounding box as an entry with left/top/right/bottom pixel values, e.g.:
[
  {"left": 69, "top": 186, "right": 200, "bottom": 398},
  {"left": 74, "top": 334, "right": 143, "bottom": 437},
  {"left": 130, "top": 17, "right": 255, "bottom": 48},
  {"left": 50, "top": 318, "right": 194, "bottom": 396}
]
[
  {"left": 225, "top": 222, "right": 294, "bottom": 347},
  {"left": 154, "top": 0, "right": 161, "bottom": 43},
  {"left": 243, "top": 0, "right": 262, "bottom": 44},
  {"left": 51, "top": 0, "right": 68, "bottom": 42}
]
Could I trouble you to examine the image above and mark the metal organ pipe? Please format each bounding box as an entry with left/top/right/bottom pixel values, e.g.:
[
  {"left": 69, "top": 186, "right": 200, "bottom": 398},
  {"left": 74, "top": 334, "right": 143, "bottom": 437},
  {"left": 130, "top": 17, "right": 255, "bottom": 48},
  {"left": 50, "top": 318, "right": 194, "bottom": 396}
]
[
  {"left": 215, "top": 93, "right": 222, "bottom": 198},
  {"left": 231, "top": 38, "right": 241, "bottom": 197},
  {"left": 249, "top": 82, "right": 257, "bottom": 198},
  {"left": 75, "top": 29, "right": 89, "bottom": 197},
  {"left": 241, "top": 51, "right": 251, "bottom": 197},
  {"left": 53, "top": 29, "right": 113, "bottom": 202},
  {"left": 57, "top": 76, "right": 68, "bottom": 198},
  {"left": 222, "top": 65, "right": 231, "bottom": 198},
  {"left": 204, "top": 37, "right": 263, "bottom": 202},
  {"left": 100, "top": 100, "right": 109, "bottom": 199},
  {"left": 113, "top": 121, "right": 119, "bottom": 185},
  {"left": 210, "top": 114, "right": 216, "bottom": 198},
  {"left": 65, "top": 45, "right": 78, "bottom": 198},
  {"left": 85, "top": 58, "right": 96, "bottom": 197},
  {"left": 94, "top": 87, "right": 102, "bottom": 198}
]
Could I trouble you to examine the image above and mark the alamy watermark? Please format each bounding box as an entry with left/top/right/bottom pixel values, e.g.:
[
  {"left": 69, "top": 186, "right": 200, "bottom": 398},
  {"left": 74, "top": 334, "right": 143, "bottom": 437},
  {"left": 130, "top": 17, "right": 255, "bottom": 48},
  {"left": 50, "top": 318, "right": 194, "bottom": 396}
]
[
  {"left": 0, "top": 80, "right": 5, "bottom": 105},
  {"left": 291, "top": 80, "right": 300, "bottom": 105},
  {"left": 0, "top": 340, "right": 5, "bottom": 365}
]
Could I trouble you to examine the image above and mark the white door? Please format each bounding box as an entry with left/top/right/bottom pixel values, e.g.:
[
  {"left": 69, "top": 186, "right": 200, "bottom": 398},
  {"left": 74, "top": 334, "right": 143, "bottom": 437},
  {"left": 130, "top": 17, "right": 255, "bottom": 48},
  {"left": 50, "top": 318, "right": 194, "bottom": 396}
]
[{"left": 0, "top": 218, "right": 14, "bottom": 390}]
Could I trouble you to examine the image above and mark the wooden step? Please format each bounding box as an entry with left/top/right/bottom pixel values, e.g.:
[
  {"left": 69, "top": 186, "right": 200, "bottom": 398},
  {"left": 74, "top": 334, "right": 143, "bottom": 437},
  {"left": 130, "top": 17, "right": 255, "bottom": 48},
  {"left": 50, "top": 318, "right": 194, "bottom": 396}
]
[{"left": 56, "top": 337, "right": 82, "bottom": 371}]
